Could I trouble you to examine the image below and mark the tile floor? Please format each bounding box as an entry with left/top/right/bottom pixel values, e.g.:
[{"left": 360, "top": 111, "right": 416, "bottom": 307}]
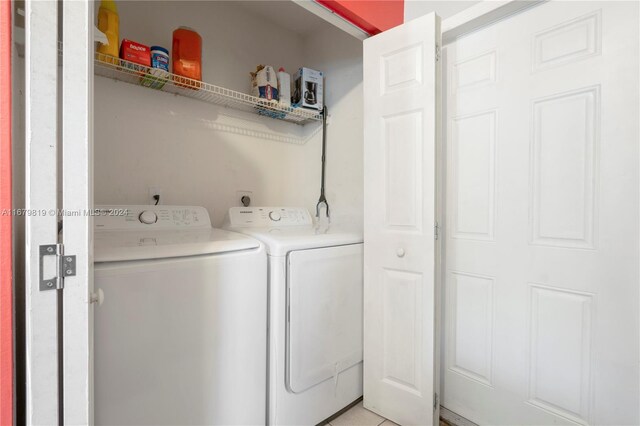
[{"left": 326, "top": 401, "right": 450, "bottom": 426}]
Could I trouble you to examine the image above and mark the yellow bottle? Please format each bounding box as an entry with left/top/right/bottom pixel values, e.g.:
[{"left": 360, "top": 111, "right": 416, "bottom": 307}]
[{"left": 97, "top": 0, "right": 119, "bottom": 58}]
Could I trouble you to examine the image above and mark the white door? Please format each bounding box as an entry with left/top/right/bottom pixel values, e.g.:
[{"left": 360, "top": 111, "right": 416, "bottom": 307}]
[
  {"left": 443, "top": 1, "right": 639, "bottom": 425},
  {"left": 25, "top": 1, "right": 93, "bottom": 423},
  {"left": 364, "top": 12, "right": 441, "bottom": 426}
]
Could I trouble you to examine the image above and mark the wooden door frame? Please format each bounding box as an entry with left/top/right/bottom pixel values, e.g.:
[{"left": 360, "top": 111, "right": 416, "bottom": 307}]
[{"left": 441, "top": 0, "right": 546, "bottom": 45}]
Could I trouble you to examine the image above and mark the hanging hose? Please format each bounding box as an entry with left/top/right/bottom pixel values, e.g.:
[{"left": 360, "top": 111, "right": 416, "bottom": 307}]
[{"left": 316, "top": 105, "right": 329, "bottom": 220}]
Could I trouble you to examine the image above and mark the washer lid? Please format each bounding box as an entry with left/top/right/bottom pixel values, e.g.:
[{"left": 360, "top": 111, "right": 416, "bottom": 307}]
[{"left": 94, "top": 228, "right": 260, "bottom": 262}]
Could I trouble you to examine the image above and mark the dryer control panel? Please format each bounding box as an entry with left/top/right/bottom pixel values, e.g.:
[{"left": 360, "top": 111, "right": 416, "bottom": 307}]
[
  {"left": 227, "top": 207, "right": 312, "bottom": 227},
  {"left": 94, "top": 205, "right": 211, "bottom": 230}
]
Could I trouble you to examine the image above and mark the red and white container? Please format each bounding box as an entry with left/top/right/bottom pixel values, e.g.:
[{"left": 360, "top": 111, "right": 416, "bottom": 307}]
[{"left": 119, "top": 39, "right": 151, "bottom": 67}]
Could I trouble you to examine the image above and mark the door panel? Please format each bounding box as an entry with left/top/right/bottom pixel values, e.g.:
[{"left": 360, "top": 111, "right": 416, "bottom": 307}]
[
  {"left": 286, "top": 244, "right": 363, "bottom": 393},
  {"left": 447, "top": 271, "right": 493, "bottom": 386},
  {"left": 364, "top": 12, "right": 440, "bottom": 426},
  {"left": 384, "top": 111, "right": 423, "bottom": 230},
  {"left": 528, "top": 285, "right": 593, "bottom": 422},
  {"left": 450, "top": 110, "right": 496, "bottom": 241},
  {"left": 381, "top": 269, "right": 424, "bottom": 392},
  {"left": 443, "top": 2, "right": 639, "bottom": 425}
]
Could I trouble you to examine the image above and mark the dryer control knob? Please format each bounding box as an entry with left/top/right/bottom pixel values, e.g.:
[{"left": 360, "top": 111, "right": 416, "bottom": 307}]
[
  {"left": 269, "top": 211, "right": 281, "bottom": 221},
  {"left": 139, "top": 210, "right": 158, "bottom": 225}
]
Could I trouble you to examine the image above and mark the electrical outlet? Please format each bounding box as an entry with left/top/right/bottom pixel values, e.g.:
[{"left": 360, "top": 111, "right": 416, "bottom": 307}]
[
  {"left": 148, "top": 186, "right": 162, "bottom": 205},
  {"left": 236, "top": 190, "right": 253, "bottom": 207}
]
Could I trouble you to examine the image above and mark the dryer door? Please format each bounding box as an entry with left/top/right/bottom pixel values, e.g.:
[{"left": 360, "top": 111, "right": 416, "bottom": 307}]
[{"left": 286, "top": 243, "right": 363, "bottom": 393}]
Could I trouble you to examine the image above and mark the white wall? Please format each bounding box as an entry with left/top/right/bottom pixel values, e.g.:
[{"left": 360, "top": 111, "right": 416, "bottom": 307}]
[
  {"left": 294, "top": 23, "right": 364, "bottom": 225},
  {"left": 404, "top": 0, "right": 481, "bottom": 22},
  {"left": 94, "top": 1, "right": 363, "bottom": 227}
]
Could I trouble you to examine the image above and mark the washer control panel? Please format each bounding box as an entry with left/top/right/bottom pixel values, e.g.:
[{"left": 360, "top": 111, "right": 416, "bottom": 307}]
[
  {"left": 94, "top": 205, "right": 211, "bottom": 230},
  {"left": 227, "top": 207, "right": 312, "bottom": 227}
]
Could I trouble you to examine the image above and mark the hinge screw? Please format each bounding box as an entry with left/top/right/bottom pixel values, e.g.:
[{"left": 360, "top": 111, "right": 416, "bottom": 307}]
[
  {"left": 66, "top": 269, "right": 73, "bottom": 275},
  {"left": 47, "top": 282, "right": 53, "bottom": 287},
  {"left": 47, "top": 247, "right": 54, "bottom": 253},
  {"left": 66, "top": 257, "right": 72, "bottom": 262}
]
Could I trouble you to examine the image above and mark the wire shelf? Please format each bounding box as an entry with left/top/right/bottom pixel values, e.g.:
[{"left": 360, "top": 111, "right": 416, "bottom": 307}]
[{"left": 94, "top": 52, "right": 323, "bottom": 125}]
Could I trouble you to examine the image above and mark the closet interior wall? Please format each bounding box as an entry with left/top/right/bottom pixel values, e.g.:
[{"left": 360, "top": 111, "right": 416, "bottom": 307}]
[{"left": 93, "top": 1, "right": 364, "bottom": 226}]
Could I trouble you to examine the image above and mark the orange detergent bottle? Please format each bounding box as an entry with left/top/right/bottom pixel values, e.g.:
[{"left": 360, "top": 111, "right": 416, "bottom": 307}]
[
  {"left": 96, "top": 0, "right": 119, "bottom": 59},
  {"left": 172, "top": 27, "right": 202, "bottom": 88}
]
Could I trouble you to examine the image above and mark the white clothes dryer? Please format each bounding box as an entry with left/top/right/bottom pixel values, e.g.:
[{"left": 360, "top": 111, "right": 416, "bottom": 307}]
[{"left": 224, "top": 207, "right": 364, "bottom": 425}]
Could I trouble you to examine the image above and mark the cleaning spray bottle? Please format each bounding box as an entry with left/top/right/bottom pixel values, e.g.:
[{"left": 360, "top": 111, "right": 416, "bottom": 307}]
[
  {"left": 97, "top": 0, "right": 119, "bottom": 58},
  {"left": 277, "top": 67, "right": 291, "bottom": 107}
]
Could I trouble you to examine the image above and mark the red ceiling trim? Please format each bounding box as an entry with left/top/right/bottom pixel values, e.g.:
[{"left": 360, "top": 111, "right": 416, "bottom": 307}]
[{"left": 316, "top": 0, "right": 404, "bottom": 35}]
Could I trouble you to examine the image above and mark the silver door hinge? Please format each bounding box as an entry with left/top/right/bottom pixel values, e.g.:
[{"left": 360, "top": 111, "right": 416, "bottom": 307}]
[
  {"left": 434, "top": 222, "right": 440, "bottom": 240},
  {"left": 39, "top": 244, "right": 76, "bottom": 291},
  {"left": 434, "top": 393, "right": 439, "bottom": 409},
  {"left": 435, "top": 44, "right": 441, "bottom": 62}
]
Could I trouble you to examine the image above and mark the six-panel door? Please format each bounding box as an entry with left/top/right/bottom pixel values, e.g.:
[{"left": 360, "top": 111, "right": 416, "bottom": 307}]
[
  {"left": 364, "top": 12, "right": 441, "bottom": 426},
  {"left": 443, "top": 2, "right": 639, "bottom": 424}
]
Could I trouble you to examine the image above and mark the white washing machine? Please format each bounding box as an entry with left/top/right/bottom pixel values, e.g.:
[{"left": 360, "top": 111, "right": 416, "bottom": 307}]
[
  {"left": 224, "top": 207, "right": 364, "bottom": 425},
  {"left": 94, "top": 205, "right": 267, "bottom": 425}
]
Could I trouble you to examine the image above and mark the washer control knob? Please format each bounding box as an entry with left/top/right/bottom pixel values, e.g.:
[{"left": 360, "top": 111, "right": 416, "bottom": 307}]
[
  {"left": 396, "top": 248, "right": 406, "bottom": 258},
  {"left": 269, "top": 211, "right": 281, "bottom": 221},
  {"left": 139, "top": 210, "right": 157, "bottom": 225}
]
